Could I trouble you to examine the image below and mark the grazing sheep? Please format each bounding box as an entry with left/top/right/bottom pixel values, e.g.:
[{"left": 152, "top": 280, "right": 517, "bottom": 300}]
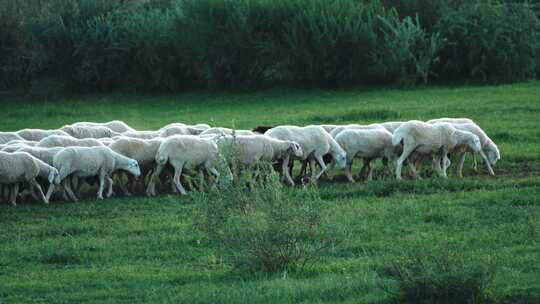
[
  {"left": 120, "top": 130, "right": 161, "bottom": 140},
  {"left": 200, "top": 127, "right": 255, "bottom": 137},
  {"left": 16, "top": 129, "right": 70, "bottom": 141},
  {"left": 265, "top": 126, "right": 347, "bottom": 185},
  {"left": 61, "top": 125, "right": 119, "bottom": 139},
  {"left": 449, "top": 123, "right": 500, "bottom": 177},
  {"left": 392, "top": 121, "right": 482, "bottom": 180},
  {"left": 15, "top": 146, "right": 65, "bottom": 200},
  {"left": 37, "top": 135, "right": 105, "bottom": 148},
  {"left": 53, "top": 146, "right": 141, "bottom": 201},
  {"left": 216, "top": 134, "right": 303, "bottom": 167},
  {"left": 335, "top": 129, "right": 398, "bottom": 182},
  {"left": 147, "top": 135, "right": 232, "bottom": 196},
  {"left": 71, "top": 120, "right": 136, "bottom": 133},
  {"left": 0, "top": 151, "right": 58, "bottom": 205},
  {"left": 109, "top": 137, "right": 165, "bottom": 195},
  {"left": 0, "top": 132, "right": 24, "bottom": 144},
  {"left": 160, "top": 123, "right": 210, "bottom": 135},
  {"left": 329, "top": 123, "right": 386, "bottom": 138}
]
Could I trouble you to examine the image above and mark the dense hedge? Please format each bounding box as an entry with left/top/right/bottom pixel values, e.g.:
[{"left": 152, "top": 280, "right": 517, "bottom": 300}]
[{"left": 1, "top": 0, "right": 538, "bottom": 93}]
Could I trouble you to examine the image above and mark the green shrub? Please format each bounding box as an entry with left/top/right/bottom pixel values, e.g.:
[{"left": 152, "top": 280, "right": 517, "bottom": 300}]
[
  {"left": 372, "top": 10, "right": 445, "bottom": 85},
  {"left": 193, "top": 163, "right": 342, "bottom": 272},
  {"left": 434, "top": 1, "right": 540, "bottom": 82},
  {"left": 378, "top": 245, "right": 495, "bottom": 304}
]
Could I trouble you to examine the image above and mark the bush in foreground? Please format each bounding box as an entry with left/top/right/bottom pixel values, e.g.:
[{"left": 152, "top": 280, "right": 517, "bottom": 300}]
[{"left": 193, "top": 164, "right": 343, "bottom": 273}]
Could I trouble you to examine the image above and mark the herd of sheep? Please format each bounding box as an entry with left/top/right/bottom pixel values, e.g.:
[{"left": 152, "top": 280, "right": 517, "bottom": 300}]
[{"left": 0, "top": 118, "right": 500, "bottom": 205}]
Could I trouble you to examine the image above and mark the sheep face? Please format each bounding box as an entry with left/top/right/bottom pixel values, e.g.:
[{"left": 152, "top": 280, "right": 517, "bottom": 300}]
[
  {"left": 125, "top": 159, "right": 141, "bottom": 177},
  {"left": 486, "top": 146, "right": 500, "bottom": 165},
  {"left": 334, "top": 151, "right": 347, "bottom": 169},
  {"left": 48, "top": 168, "right": 59, "bottom": 184}
]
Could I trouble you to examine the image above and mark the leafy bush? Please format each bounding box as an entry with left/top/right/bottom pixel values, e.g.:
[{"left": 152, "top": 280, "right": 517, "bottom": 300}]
[
  {"left": 434, "top": 1, "right": 540, "bottom": 82},
  {"left": 372, "top": 10, "right": 445, "bottom": 85},
  {"left": 378, "top": 245, "right": 495, "bottom": 304},
  {"left": 193, "top": 163, "right": 342, "bottom": 272}
]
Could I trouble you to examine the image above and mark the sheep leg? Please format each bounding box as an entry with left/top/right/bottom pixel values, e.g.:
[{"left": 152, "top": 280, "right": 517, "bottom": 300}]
[
  {"left": 345, "top": 159, "right": 355, "bottom": 183},
  {"left": 9, "top": 183, "right": 19, "bottom": 206},
  {"left": 117, "top": 172, "right": 132, "bottom": 196},
  {"left": 172, "top": 163, "right": 187, "bottom": 195},
  {"left": 313, "top": 154, "right": 327, "bottom": 181},
  {"left": 198, "top": 169, "right": 205, "bottom": 192},
  {"left": 472, "top": 153, "right": 478, "bottom": 172},
  {"left": 45, "top": 183, "right": 55, "bottom": 202},
  {"left": 326, "top": 159, "right": 336, "bottom": 180},
  {"left": 441, "top": 148, "right": 450, "bottom": 178},
  {"left": 281, "top": 155, "right": 295, "bottom": 186},
  {"left": 479, "top": 151, "right": 495, "bottom": 176},
  {"left": 396, "top": 144, "right": 415, "bottom": 180},
  {"left": 62, "top": 179, "right": 79, "bottom": 202},
  {"left": 146, "top": 163, "right": 165, "bottom": 197},
  {"left": 30, "top": 179, "right": 48, "bottom": 204},
  {"left": 366, "top": 160, "right": 374, "bottom": 181},
  {"left": 106, "top": 176, "right": 114, "bottom": 198},
  {"left": 96, "top": 172, "right": 106, "bottom": 200},
  {"left": 299, "top": 160, "right": 308, "bottom": 181},
  {"left": 456, "top": 152, "right": 466, "bottom": 178}
]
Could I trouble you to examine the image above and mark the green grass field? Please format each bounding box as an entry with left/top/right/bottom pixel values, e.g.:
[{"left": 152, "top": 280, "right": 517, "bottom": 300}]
[{"left": 0, "top": 81, "right": 539, "bottom": 303}]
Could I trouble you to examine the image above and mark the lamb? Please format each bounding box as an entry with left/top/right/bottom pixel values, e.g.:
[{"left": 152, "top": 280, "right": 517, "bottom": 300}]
[
  {"left": 53, "top": 146, "right": 141, "bottom": 201},
  {"left": 392, "top": 121, "right": 482, "bottom": 180},
  {"left": 0, "top": 132, "right": 24, "bottom": 144},
  {"left": 109, "top": 137, "right": 165, "bottom": 195},
  {"left": 335, "top": 129, "right": 398, "bottom": 182},
  {"left": 16, "top": 129, "right": 70, "bottom": 141},
  {"left": 61, "top": 125, "right": 119, "bottom": 139},
  {"left": 329, "top": 123, "right": 386, "bottom": 138},
  {"left": 147, "top": 135, "right": 233, "bottom": 196},
  {"left": 447, "top": 123, "right": 500, "bottom": 177},
  {"left": 0, "top": 151, "right": 58, "bottom": 205},
  {"left": 71, "top": 120, "right": 136, "bottom": 133},
  {"left": 200, "top": 127, "right": 255, "bottom": 137},
  {"left": 265, "top": 126, "right": 347, "bottom": 185},
  {"left": 37, "top": 135, "right": 105, "bottom": 148}
]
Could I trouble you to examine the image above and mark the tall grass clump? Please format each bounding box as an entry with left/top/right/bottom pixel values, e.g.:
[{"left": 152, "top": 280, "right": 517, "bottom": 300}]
[
  {"left": 193, "top": 144, "right": 343, "bottom": 272},
  {"left": 434, "top": 1, "right": 540, "bottom": 83},
  {"left": 371, "top": 9, "right": 445, "bottom": 85},
  {"left": 378, "top": 245, "right": 495, "bottom": 304}
]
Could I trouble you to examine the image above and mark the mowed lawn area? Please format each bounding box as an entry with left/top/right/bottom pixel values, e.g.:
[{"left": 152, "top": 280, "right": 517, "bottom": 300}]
[{"left": 0, "top": 81, "right": 539, "bottom": 303}]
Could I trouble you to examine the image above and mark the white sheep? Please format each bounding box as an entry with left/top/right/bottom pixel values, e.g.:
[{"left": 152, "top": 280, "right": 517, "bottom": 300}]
[
  {"left": 265, "top": 126, "right": 347, "bottom": 185},
  {"left": 200, "top": 127, "right": 255, "bottom": 137},
  {"left": 15, "top": 146, "right": 66, "bottom": 200},
  {"left": 0, "top": 151, "right": 58, "bottom": 205},
  {"left": 2, "top": 141, "right": 38, "bottom": 152},
  {"left": 37, "top": 135, "right": 105, "bottom": 148},
  {"left": 334, "top": 129, "right": 398, "bottom": 182},
  {"left": 53, "top": 146, "right": 141, "bottom": 201},
  {"left": 0, "top": 132, "right": 24, "bottom": 144},
  {"left": 159, "top": 123, "right": 210, "bottom": 135},
  {"left": 71, "top": 120, "right": 136, "bottom": 133},
  {"left": 61, "top": 125, "right": 119, "bottom": 139},
  {"left": 392, "top": 121, "right": 482, "bottom": 180},
  {"left": 147, "top": 135, "right": 232, "bottom": 196},
  {"left": 109, "top": 137, "right": 165, "bottom": 195},
  {"left": 448, "top": 123, "right": 500, "bottom": 177},
  {"left": 215, "top": 134, "right": 303, "bottom": 167},
  {"left": 16, "top": 129, "right": 70, "bottom": 141}
]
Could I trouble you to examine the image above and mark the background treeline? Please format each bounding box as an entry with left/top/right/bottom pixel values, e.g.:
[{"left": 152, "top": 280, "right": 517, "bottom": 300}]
[{"left": 1, "top": 0, "right": 539, "bottom": 94}]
